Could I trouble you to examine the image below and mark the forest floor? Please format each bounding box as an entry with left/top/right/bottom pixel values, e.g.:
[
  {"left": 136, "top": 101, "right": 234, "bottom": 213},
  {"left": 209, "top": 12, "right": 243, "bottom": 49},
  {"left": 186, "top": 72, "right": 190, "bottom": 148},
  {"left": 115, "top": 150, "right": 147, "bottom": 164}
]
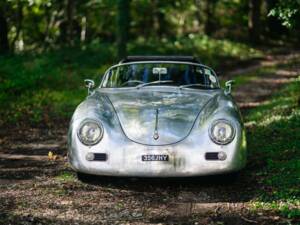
[{"left": 0, "top": 50, "right": 300, "bottom": 225}]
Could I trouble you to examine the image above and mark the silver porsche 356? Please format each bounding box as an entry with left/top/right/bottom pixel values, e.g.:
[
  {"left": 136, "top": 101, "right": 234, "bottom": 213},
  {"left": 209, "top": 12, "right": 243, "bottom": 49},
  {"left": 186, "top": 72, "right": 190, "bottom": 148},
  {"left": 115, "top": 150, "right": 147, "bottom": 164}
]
[{"left": 68, "top": 56, "right": 247, "bottom": 179}]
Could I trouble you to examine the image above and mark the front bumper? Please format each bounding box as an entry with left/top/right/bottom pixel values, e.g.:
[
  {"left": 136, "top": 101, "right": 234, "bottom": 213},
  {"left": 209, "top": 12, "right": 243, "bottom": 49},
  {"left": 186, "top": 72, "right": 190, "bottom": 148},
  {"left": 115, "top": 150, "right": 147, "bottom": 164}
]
[{"left": 69, "top": 141, "right": 246, "bottom": 177}]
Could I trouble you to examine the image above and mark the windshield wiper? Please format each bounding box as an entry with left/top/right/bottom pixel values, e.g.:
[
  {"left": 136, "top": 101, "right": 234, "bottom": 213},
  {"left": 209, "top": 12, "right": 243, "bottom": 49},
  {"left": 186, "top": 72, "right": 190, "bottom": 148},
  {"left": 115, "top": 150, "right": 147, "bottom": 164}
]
[
  {"left": 179, "top": 83, "right": 212, "bottom": 89},
  {"left": 136, "top": 80, "right": 174, "bottom": 89}
]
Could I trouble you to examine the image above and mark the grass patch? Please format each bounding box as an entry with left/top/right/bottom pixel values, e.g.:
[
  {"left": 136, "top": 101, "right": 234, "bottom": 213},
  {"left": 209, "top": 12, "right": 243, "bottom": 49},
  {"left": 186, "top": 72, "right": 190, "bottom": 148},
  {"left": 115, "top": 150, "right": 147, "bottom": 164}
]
[
  {"left": 54, "top": 171, "right": 76, "bottom": 182},
  {"left": 246, "top": 77, "right": 300, "bottom": 219},
  {"left": 220, "top": 66, "right": 276, "bottom": 87},
  {"left": 0, "top": 45, "right": 113, "bottom": 126},
  {"left": 219, "top": 64, "right": 277, "bottom": 88},
  {"left": 0, "top": 89, "right": 86, "bottom": 125}
]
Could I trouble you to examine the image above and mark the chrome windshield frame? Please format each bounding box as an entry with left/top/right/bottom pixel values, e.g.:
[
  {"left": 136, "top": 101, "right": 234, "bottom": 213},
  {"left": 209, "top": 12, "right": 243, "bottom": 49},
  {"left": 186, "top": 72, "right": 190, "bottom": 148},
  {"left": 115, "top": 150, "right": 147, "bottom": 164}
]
[{"left": 99, "top": 61, "right": 221, "bottom": 89}]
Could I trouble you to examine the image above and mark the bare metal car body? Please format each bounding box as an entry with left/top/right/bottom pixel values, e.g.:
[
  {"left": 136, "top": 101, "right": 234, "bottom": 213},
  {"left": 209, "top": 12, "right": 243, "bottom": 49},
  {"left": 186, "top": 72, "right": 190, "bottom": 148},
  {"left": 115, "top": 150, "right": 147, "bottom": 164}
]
[{"left": 68, "top": 56, "right": 247, "bottom": 177}]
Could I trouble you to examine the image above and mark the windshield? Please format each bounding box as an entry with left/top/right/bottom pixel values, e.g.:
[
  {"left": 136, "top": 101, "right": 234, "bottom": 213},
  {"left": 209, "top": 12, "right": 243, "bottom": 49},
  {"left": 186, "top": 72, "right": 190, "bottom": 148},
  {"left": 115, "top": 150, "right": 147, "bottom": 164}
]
[{"left": 101, "top": 62, "right": 220, "bottom": 89}]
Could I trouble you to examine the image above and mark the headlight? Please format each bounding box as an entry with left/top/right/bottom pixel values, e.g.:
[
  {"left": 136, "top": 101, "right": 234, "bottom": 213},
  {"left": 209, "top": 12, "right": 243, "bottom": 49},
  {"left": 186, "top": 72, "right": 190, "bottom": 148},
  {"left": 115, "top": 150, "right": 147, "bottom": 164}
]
[
  {"left": 209, "top": 119, "right": 235, "bottom": 145},
  {"left": 78, "top": 119, "right": 103, "bottom": 146}
]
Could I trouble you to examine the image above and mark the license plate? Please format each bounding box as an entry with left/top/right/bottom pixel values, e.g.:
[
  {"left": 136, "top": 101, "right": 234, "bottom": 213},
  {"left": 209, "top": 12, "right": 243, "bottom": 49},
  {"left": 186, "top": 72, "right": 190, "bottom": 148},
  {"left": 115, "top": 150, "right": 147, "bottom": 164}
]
[{"left": 142, "top": 154, "right": 169, "bottom": 161}]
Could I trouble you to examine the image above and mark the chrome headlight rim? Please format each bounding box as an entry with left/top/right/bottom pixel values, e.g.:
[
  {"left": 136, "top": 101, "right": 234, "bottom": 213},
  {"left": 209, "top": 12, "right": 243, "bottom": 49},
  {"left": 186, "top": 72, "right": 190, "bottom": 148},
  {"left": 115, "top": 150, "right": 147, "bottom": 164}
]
[
  {"left": 209, "top": 119, "right": 236, "bottom": 145},
  {"left": 77, "top": 119, "right": 104, "bottom": 146}
]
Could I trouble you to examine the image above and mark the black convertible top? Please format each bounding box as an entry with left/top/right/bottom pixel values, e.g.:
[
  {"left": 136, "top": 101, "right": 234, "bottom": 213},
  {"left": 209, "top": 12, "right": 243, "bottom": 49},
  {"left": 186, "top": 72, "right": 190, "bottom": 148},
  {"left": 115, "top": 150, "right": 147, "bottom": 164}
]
[{"left": 120, "top": 56, "right": 201, "bottom": 64}]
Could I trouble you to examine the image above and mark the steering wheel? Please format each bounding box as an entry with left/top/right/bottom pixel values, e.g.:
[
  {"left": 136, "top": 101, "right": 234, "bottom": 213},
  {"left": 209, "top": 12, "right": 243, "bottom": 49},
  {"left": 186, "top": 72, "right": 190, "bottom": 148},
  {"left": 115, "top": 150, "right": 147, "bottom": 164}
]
[{"left": 121, "top": 80, "right": 144, "bottom": 87}]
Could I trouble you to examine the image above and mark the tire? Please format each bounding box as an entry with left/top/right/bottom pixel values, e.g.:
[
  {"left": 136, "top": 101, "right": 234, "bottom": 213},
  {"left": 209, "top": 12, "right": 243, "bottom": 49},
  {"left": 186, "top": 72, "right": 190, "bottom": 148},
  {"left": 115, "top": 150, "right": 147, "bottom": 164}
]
[
  {"left": 77, "top": 172, "right": 97, "bottom": 183},
  {"left": 221, "top": 171, "right": 241, "bottom": 183},
  {"left": 212, "top": 171, "right": 241, "bottom": 184},
  {"left": 225, "top": 171, "right": 240, "bottom": 181}
]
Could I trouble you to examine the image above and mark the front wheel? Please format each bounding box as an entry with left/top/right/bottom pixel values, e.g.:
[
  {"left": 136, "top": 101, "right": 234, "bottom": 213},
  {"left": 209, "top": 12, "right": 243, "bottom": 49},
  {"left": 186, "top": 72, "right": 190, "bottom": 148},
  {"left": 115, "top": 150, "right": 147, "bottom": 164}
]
[
  {"left": 224, "top": 171, "right": 240, "bottom": 182},
  {"left": 218, "top": 171, "right": 241, "bottom": 183},
  {"left": 77, "top": 172, "right": 98, "bottom": 183}
]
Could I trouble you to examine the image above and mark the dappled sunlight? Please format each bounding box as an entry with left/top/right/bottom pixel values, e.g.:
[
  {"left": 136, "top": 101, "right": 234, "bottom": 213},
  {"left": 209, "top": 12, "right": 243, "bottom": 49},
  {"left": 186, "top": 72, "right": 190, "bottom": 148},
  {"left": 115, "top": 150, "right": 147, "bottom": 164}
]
[
  {"left": 239, "top": 101, "right": 269, "bottom": 109},
  {"left": 257, "top": 114, "right": 285, "bottom": 126},
  {"left": 275, "top": 69, "right": 299, "bottom": 77}
]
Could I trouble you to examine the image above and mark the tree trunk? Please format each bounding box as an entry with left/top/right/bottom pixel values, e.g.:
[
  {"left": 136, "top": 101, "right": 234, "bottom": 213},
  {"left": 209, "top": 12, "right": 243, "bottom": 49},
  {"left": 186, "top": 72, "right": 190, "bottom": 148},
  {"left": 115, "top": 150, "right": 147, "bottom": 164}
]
[
  {"left": 11, "top": 0, "right": 23, "bottom": 51},
  {"left": 194, "top": 0, "right": 202, "bottom": 31},
  {"left": 204, "top": 0, "right": 217, "bottom": 35},
  {"left": 44, "top": 4, "right": 51, "bottom": 49},
  {"left": 248, "top": 0, "right": 262, "bottom": 43},
  {"left": 66, "top": 0, "right": 74, "bottom": 45},
  {"left": 116, "top": 0, "right": 130, "bottom": 59},
  {"left": 0, "top": 8, "right": 9, "bottom": 54},
  {"left": 153, "top": 0, "right": 166, "bottom": 38},
  {"left": 80, "top": 16, "right": 87, "bottom": 43}
]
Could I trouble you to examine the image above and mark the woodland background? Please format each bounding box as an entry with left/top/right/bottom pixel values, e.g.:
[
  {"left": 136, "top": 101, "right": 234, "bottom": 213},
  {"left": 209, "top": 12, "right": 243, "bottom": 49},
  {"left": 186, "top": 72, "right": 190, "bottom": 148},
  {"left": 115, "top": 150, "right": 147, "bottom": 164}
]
[
  {"left": 0, "top": 0, "right": 299, "bottom": 126},
  {"left": 0, "top": 1, "right": 300, "bottom": 224}
]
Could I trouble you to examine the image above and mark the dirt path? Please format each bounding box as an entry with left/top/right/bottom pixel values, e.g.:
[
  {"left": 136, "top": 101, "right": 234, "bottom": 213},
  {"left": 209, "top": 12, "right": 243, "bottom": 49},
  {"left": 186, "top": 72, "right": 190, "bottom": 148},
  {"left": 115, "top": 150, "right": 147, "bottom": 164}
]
[
  {"left": 0, "top": 51, "right": 299, "bottom": 225},
  {"left": 229, "top": 51, "right": 300, "bottom": 108}
]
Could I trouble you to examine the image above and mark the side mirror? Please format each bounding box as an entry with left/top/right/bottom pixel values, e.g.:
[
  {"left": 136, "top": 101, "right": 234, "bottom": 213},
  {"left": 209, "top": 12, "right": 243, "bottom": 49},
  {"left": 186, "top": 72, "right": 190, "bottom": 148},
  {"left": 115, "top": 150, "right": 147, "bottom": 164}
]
[
  {"left": 84, "top": 79, "right": 95, "bottom": 95},
  {"left": 225, "top": 80, "right": 235, "bottom": 95}
]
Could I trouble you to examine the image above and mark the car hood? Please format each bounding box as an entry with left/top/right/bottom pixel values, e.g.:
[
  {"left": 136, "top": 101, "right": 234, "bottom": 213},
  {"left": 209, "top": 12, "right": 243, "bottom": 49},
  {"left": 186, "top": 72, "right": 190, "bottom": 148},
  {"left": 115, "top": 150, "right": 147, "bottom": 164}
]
[{"left": 102, "top": 88, "right": 217, "bottom": 146}]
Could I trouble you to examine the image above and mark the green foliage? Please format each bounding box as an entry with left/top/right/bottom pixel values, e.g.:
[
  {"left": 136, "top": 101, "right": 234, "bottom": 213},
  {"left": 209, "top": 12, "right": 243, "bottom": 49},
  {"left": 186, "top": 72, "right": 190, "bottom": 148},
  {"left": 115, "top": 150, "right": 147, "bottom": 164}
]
[
  {"left": 0, "top": 44, "right": 115, "bottom": 126},
  {"left": 1, "top": 0, "right": 299, "bottom": 54},
  {"left": 269, "top": 0, "right": 300, "bottom": 27},
  {"left": 246, "top": 77, "right": 300, "bottom": 219}
]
